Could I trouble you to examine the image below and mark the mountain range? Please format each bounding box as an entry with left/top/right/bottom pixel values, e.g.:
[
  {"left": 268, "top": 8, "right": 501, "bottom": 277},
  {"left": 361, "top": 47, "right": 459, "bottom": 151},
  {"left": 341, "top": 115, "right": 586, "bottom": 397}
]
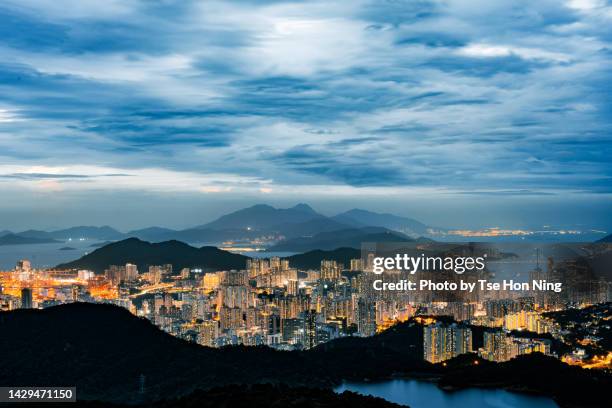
[
  {"left": 2, "top": 204, "right": 608, "bottom": 249},
  {"left": 1, "top": 204, "right": 432, "bottom": 251}
]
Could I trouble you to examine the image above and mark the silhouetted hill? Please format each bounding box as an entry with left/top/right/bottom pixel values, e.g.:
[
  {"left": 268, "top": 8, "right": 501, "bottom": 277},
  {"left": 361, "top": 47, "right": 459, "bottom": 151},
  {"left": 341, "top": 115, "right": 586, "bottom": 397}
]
[
  {"left": 50, "top": 226, "right": 124, "bottom": 240},
  {"left": 272, "top": 218, "right": 352, "bottom": 239},
  {"left": 177, "top": 227, "right": 261, "bottom": 242},
  {"left": 598, "top": 233, "right": 612, "bottom": 243},
  {"left": 200, "top": 204, "right": 326, "bottom": 231},
  {"left": 17, "top": 226, "right": 123, "bottom": 241},
  {"left": 269, "top": 227, "right": 413, "bottom": 252},
  {"left": 0, "top": 303, "right": 424, "bottom": 403},
  {"left": 439, "top": 353, "right": 610, "bottom": 407},
  {"left": 56, "top": 238, "right": 249, "bottom": 273},
  {"left": 333, "top": 209, "right": 431, "bottom": 236},
  {"left": 0, "top": 233, "right": 59, "bottom": 246},
  {"left": 0, "top": 303, "right": 607, "bottom": 406},
  {"left": 285, "top": 248, "right": 361, "bottom": 269},
  {"left": 13, "top": 229, "right": 56, "bottom": 240},
  {"left": 125, "top": 227, "right": 178, "bottom": 242}
]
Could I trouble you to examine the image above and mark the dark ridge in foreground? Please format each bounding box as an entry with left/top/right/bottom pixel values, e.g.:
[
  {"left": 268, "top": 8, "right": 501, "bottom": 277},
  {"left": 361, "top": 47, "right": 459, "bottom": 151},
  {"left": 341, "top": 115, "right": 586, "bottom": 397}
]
[
  {"left": 438, "top": 353, "right": 610, "bottom": 408},
  {"left": 66, "top": 384, "right": 403, "bottom": 408},
  {"left": 0, "top": 303, "right": 425, "bottom": 403},
  {"left": 0, "top": 303, "right": 609, "bottom": 407}
]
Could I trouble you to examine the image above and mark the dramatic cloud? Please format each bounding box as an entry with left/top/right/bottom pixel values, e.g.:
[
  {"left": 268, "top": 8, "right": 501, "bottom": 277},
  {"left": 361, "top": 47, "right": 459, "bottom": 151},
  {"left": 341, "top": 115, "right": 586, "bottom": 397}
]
[{"left": 0, "top": 0, "right": 611, "bottom": 228}]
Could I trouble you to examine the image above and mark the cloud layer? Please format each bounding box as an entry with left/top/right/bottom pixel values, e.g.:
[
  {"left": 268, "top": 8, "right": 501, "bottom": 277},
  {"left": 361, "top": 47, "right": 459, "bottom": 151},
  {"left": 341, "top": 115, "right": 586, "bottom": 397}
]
[{"left": 0, "top": 0, "right": 611, "bottom": 228}]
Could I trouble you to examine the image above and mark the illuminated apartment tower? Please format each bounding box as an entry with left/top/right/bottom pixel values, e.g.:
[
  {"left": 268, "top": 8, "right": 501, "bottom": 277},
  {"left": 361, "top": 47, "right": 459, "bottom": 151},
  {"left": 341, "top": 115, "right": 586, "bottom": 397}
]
[
  {"left": 246, "top": 258, "right": 270, "bottom": 278},
  {"left": 424, "top": 324, "right": 446, "bottom": 363},
  {"left": 222, "top": 285, "right": 248, "bottom": 309},
  {"left": 287, "top": 279, "right": 299, "bottom": 296},
  {"left": 453, "top": 324, "right": 473, "bottom": 356},
  {"left": 16, "top": 259, "right": 32, "bottom": 272},
  {"left": 321, "top": 260, "right": 342, "bottom": 281},
  {"left": 350, "top": 259, "right": 363, "bottom": 271},
  {"left": 198, "top": 321, "right": 219, "bottom": 347},
  {"left": 303, "top": 310, "right": 318, "bottom": 349},
  {"left": 125, "top": 263, "right": 138, "bottom": 281},
  {"left": 423, "top": 323, "right": 473, "bottom": 363},
  {"left": 148, "top": 266, "right": 163, "bottom": 284},
  {"left": 222, "top": 270, "right": 248, "bottom": 286},
  {"left": 105, "top": 265, "right": 125, "bottom": 285},
  {"left": 20, "top": 288, "right": 33, "bottom": 309},
  {"left": 357, "top": 298, "right": 377, "bottom": 337},
  {"left": 481, "top": 331, "right": 513, "bottom": 362},
  {"left": 269, "top": 257, "right": 282, "bottom": 272},
  {"left": 220, "top": 306, "right": 243, "bottom": 330},
  {"left": 202, "top": 272, "right": 221, "bottom": 290}
]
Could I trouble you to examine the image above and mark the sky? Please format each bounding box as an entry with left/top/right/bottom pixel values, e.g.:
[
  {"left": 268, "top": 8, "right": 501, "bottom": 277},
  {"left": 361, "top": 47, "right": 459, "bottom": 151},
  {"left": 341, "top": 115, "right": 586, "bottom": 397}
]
[{"left": 0, "top": 0, "right": 611, "bottom": 231}]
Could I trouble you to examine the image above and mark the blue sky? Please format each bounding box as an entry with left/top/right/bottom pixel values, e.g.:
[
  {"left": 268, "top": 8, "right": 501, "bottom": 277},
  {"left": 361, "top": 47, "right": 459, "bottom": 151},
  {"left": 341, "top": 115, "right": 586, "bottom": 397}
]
[{"left": 0, "top": 0, "right": 611, "bottom": 230}]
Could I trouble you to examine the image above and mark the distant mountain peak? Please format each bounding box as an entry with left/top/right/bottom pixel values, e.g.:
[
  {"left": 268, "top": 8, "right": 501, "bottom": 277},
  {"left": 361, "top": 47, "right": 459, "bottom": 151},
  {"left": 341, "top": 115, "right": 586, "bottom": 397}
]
[
  {"left": 247, "top": 203, "right": 276, "bottom": 210},
  {"left": 343, "top": 208, "right": 399, "bottom": 217},
  {"left": 291, "top": 203, "right": 317, "bottom": 213},
  {"left": 332, "top": 208, "right": 429, "bottom": 236},
  {"left": 199, "top": 203, "right": 325, "bottom": 231}
]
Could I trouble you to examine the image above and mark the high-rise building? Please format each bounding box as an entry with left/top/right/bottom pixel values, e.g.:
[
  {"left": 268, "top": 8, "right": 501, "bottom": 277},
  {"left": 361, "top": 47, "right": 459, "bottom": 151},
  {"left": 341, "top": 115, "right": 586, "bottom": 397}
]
[
  {"left": 270, "top": 257, "right": 282, "bottom": 272},
  {"left": 282, "top": 318, "right": 303, "bottom": 344},
  {"left": 220, "top": 306, "right": 243, "bottom": 330},
  {"left": 246, "top": 258, "right": 270, "bottom": 278},
  {"left": 16, "top": 260, "right": 32, "bottom": 272},
  {"left": 287, "top": 279, "right": 299, "bottom": 296},
  {"left": 202, "top": 272, "right": 221, "bottom": 290},
  {"left": 423, "top": 322, "right": 473, "bottom": 363},
  {"left": 21, "top": 288, "right": 33, "bottom": 309},
  {"left": 303, "top": 310, "right": 318, "bottom": 349},
  {"left": 480, "top": 331, "right": 551, "bottom": 362},
  {"left": 125, "top": 263, "right": 138, "bottom": 281},
  {"left": 198, "top": 321, "right": 219, "bottom": 347},
  {"left": 149, "top": 266, "right": 163, "bottom": 284},
  {"left": 223, "top": 270, "right": 248, "bottom": 286},
  {"left": 77, "top": 270, "right": 94, "bottom": 281},
  {"left": 222, "top": 285, "right": 248, "bottom": 309},
  {"left": 105, "top": 265, "right": 125, "bottom": 285},
  {"left": 357, "top": 298, "right": 377, "bottom": 337},
  {"left": 321, "top": 260, "right": 342, "bottom": 281},
  {"left": 481, "top": 331, "right": 513, "bottom": 362}
]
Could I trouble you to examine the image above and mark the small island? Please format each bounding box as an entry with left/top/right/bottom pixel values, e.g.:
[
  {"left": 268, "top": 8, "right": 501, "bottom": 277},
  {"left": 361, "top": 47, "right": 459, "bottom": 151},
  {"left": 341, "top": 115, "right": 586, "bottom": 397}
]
[{"left": 0, "top": 234, "right": 60, "bottom": 246}]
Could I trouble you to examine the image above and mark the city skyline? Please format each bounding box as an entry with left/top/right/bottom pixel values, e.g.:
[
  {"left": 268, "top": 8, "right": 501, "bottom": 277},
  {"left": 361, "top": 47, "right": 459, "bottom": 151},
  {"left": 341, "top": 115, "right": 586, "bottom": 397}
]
[
  {"left": 1, "top": 2, "right": 610, "bottom": 407},
  {"left": 1, "top": 0, "right": 611, "bottom": 230}
]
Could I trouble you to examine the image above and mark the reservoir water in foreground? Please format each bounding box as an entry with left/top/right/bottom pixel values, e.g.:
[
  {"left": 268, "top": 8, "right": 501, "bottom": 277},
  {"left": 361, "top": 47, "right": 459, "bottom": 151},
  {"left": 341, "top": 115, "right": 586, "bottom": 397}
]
[{"left": 335, "top": 379, "right": 559, "bottom": 408}]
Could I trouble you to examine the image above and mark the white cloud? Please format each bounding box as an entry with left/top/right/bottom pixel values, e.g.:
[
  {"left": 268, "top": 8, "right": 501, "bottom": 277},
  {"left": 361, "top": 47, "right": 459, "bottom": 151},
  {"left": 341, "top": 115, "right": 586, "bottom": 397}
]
[{"left": 457, "top": 43, "right": 571, "bottom": 62}]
